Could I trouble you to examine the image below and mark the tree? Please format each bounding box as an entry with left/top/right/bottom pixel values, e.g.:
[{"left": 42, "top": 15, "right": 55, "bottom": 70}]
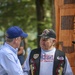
[
  {"left": 35, "top": 0, "right": 53, "bottom": 47},
  {"left": 0, "top": 0, "right": 53, "bottom": 49}
]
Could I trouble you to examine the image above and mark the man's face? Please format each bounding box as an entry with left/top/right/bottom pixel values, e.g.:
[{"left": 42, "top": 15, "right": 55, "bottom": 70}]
[
  {"left": 14, "top": 37, "right": 23, "bottom": 48},
  {"left": 40, "top": 37, "right": 55, "bottom": 50}
]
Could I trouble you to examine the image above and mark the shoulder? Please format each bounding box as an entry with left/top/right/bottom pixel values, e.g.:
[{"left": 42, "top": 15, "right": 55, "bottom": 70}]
[
  {"left": 0, "top": 46, "right": 16, "bottom": 59},
  {"left": 0, "top": 46, "right": 8, "bottom": 55},
  {"left": 31, "top": 48, "right": 41, "bottom": 53},
  {"left": 56, "top": 49, "right": 65, "bottom": 53},
  {"left": 56, "top": 49, "right": 65, "bottom": 56},
  {"left": 29, "top": 48, "right": 41, "bottom": 57}
]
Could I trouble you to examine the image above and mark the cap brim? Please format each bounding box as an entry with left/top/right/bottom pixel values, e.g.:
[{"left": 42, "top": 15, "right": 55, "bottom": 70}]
[
  {"left": 21, "top": 32, "right": 28, "bottom": 38},
  {"left": 39, "top": 34, "right": 49, "bottom": 39}
]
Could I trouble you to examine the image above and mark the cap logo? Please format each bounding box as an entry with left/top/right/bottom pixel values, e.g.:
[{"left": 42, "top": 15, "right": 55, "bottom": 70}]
[{"left": 42, "top": 29, "right": 49, "bottom": 35}]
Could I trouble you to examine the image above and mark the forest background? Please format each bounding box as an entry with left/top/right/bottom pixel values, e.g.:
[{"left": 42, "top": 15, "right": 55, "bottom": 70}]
[{"left": 0, "top": 0, "right": 55, "bottom": 50}]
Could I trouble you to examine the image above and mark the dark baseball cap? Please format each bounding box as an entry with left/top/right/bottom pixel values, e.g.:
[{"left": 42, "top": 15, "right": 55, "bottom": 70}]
[
  {"left": 6, "top": 26, "right": 28, "bottom": 39},
  {"left": 39, "top": 29, "right": 56, "bottom": 39}
]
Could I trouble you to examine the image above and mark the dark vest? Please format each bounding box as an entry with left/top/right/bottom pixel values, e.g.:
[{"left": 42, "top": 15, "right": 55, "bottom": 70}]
[{"left": 29, "top": 48, "right": 65, "bottom": 75}]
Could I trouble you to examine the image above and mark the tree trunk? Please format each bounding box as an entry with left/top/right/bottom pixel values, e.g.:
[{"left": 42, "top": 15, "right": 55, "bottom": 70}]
[{"left": 35, "top": 0, "right": 45, "bottom": 47}]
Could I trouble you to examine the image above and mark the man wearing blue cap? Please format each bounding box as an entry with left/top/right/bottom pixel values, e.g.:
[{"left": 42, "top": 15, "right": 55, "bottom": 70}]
[
  {"left": 23, "top": 29, "right": 73, "bottom": 75},
  {"left": 0, "top": 26, "right": 28, "bottom": 75}
]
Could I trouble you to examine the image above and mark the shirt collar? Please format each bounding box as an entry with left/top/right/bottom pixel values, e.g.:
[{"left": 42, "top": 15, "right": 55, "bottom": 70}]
[
  {"left": 41, "top": 47, "right": 56, "bottom": 52},
  {"left": 4, "top": 42, "right": 18, "bottom": 54}
]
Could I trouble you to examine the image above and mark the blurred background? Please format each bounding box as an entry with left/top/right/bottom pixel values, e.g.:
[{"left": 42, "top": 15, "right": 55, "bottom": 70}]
[
  {"left": 0, "top": 0, "right": 75, "bottom": 74},
  {"left": 0, "top": 0, "right": 55, "bottom": 54}
]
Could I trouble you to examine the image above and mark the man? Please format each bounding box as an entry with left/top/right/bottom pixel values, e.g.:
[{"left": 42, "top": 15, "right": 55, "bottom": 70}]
[
  {"left": 23, "top": 29, "right": 73, "bottom": 75},
  {"left": 0, "top": 26, "right": 28, "bottom": 75}
]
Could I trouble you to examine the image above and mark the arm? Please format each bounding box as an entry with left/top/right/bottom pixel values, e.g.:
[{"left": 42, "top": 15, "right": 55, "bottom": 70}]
[
  {"left": 64, "top": 57, "right": 73, "bottom": 75},
  {"left": 18, "top": 47, "right": 24, "bottom": 55},
  {"left": 1, "top": 53, "right": 24, "bottom": 75},
  {"left": 18, "top": 40, "right": 25, "bottom": 55},
  {"left": 23, "top": 54, "right": 30, "bottom": 75}
]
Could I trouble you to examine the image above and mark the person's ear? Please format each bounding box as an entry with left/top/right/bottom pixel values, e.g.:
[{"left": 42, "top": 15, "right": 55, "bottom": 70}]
[{"left": 53, "top": 39, "right": 56, "bottom": 45}]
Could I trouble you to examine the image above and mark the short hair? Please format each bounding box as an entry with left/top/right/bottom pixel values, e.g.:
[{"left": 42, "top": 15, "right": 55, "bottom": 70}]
[{"left": 5, "top": 33, "right": 13, "bottom": 42}]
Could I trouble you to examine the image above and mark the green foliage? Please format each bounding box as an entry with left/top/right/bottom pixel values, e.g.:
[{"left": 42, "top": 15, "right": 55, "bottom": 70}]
[
  {"left": 0, "top": 0, "right": 37, "bottom": 30},
  {"left": 0, "top": 0, "right": 53, "bottom": 49}
]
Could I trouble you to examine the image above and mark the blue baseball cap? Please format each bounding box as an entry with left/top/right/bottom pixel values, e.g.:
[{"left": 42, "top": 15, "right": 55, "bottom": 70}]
[{"left": 6, "top": 26, "right": 28, "bottom": 39}]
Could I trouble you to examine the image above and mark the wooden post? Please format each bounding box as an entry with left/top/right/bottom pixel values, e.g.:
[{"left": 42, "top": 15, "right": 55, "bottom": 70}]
[{"left": 55, "top": 0, "right": 75, "bottom": 74}]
